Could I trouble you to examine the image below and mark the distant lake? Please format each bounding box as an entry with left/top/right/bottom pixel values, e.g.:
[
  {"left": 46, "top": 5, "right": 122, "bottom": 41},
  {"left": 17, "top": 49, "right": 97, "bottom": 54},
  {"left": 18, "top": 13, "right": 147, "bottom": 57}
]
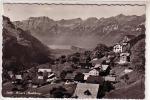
[{"left": 48, "top": 45, "right": 71, "bottom": 49}]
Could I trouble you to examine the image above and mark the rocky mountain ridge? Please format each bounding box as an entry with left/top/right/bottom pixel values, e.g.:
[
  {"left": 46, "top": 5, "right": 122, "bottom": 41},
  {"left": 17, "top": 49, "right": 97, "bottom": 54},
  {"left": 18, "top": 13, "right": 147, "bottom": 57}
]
[{"left": 13, "top": 14, "right": 145, "bottom": 48}]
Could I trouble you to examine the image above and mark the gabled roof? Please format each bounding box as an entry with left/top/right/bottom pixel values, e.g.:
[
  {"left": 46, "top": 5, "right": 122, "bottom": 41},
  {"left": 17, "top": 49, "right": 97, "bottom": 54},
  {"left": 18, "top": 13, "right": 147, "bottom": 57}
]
[
  {"left": 73, "top": 83, "right": 99, "bottom": 98},
  {"left": 90, "top": 56, "right": 107, "bottom": 64},
  {"left": 38, "top": 68, "right": 52, "bottom": 72},
  {"left": 101, "top": 64, "right": 109, "bottom": 71},
  {"left": 94, "top": 64, "right": 101, "bottom": 68},
  {"left": 120, "top": 53, "right": 130, "bottom": 56},
  {"left": 89, "top": 69, "right": 99, "bottom": 74},
  {"left": 113, "top": 43, "right": 122, "bottom": 47}
]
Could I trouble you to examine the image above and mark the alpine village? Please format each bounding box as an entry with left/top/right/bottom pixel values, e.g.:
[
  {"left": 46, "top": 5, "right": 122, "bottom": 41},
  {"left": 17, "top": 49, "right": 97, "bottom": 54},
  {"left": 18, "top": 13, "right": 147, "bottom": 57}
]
[{"left": 2, "top": 14, "right": 145, "bottom": 99}]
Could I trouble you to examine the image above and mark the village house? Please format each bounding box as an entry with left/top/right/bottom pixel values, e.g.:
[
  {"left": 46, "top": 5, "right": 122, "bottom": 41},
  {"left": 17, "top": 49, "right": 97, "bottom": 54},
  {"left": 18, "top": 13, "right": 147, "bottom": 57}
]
[
  {"left": 38, "top": 68, "right": 52, "bottom": 78},
  {"left": 15, "top": 75, "right": 22, "bottom": 80},
  {"left": 93, "top": 64, "right": 101, "bottom": 69},
  {"left": 31, "top": 68, "right": 55, "bottom": 86},
  {"left": 113, "top": 35, "right": 135, "bottom": 54},
  {"left": 88, "top": 69, "right": 99, "bottom": 76},
  {"left": 11, "top": 74, "right": 26, "bottom": 91},
  {"left": 113, "top": 43, "right": 131, "bottom": 53},
  {"left": 104, "top": 75, "right": 116, "bottom": 83},
  {"left": 12, "top": 74, "right": 22, "bottom": 84},
  {"left": 82, "top": 68, "right": 100, "bottom": 82},
  {"left": 73, "top": 83, "right": 100, "bottom": 98},
  {"left": 113, "top": 43, "right": 123, "bottom": 53},
  {"left": 83, "top": 73, "right": 90, "bottom": 81},
  {"left": 38, "top": 68, "right": 52, "bottom": 73},
  {"left": 118, "top": 53, "right": 130, "bottom": 64}
]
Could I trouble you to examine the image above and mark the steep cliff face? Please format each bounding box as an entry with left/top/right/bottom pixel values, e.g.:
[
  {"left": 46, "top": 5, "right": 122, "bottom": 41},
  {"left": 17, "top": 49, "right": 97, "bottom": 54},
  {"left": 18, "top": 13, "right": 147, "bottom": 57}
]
[
  {"left": 3, "top": 16, "right": 54, "bottom": 72},
  {"left": 13, "top": 14, "right": 145, "bottom": 47}
]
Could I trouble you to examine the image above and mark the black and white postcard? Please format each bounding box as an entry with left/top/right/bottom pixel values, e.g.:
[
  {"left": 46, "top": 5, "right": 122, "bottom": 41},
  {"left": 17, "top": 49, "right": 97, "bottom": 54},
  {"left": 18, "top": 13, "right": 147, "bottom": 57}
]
[{"left": 1, "top": 0, "right": 148, "bottom": 99}]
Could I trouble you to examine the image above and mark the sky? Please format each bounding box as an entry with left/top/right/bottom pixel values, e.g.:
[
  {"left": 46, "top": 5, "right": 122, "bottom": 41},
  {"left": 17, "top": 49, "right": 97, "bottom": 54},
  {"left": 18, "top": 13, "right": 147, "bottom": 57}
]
[{"left": 3, "top": 3, "right": 146, "bottom": 21}]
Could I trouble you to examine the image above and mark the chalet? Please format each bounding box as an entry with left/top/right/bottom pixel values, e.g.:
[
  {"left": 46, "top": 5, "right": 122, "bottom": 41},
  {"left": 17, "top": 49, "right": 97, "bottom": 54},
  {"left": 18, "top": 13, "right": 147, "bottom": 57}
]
[
  {"left": 12, "top": 77, "right": 26, "bottom": 91},
  {"left": 83, "top": 73, "right": 90, "bottom": 81},
  {"left": 93, "top": 64, "right": 101, "bottom": 69},
  {"left": 88, "top": 69, "right": 99, "bottom": 76},
  {"left": 113, "top": 43, "right": 122, "bottom": 53},
  {"left": 38, "top": 75, "right": 43, "bottom": 80},
  {"left": 118, "top": 53, "right": 130, "bottom": 64},
  {"left": 104, "top": 75, "right": 116, "bottom": 83},
  {"left": 31, "top": 68, "right": 55, "bottom": 86},
  {"left": 83, "top": 68, "right": 100, "bottom": 81},
  {"left": 73, "top": 83, "right": 100, "bottom": 98},
  {"left": 12, "top": 75, "right": 23, "bottom": 86},
  {"left": 15, "top": 75, "right": 22, "bottom": 80},
  {"left": 38, "top": 68, "right": 52, "bottom": 79}
]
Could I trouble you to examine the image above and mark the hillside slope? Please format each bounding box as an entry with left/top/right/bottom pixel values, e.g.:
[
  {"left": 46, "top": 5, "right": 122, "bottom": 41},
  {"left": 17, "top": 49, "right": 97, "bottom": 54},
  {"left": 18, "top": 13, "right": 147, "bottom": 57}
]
[
  {"left": 104, "top": 78, "right": 145, "bottom": 99},
  {"left": 104, "top": 33, "right": 145, "bottom": 99},
  {"left": 3, "top": 16, "right": 53, "bottom": 73}
]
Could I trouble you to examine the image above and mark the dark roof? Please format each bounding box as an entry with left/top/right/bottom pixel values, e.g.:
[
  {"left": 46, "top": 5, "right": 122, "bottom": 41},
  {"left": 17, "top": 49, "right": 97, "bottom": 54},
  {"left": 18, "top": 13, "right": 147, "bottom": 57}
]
[{"left": 86, "top": 76, "right": 104, "bottom": 84}]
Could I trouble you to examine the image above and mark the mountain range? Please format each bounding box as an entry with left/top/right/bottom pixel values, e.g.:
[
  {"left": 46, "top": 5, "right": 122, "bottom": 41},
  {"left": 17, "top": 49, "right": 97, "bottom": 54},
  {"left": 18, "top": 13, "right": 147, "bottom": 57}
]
[{"left": 13, "top": 14, "right": 145, "bottom": 48}]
